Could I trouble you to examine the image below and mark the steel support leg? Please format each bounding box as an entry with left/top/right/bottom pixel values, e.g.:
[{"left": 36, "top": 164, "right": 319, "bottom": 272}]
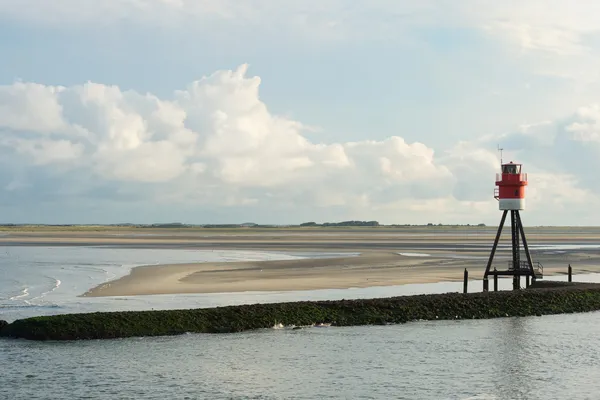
[
  {"left": 515, "top": 211, "right": 535, "bottom": 278},
  {"left": 511, "top": 211, "right": 520, "bottom": 290},
  {"left": 484, "top": 210, "right": 508, "bottom": 279}
]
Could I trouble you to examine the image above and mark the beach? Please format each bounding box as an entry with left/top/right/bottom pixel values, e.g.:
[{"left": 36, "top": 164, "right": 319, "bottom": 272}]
[{"left": 3, "top": 226, "right": 600, "bottom": 297}]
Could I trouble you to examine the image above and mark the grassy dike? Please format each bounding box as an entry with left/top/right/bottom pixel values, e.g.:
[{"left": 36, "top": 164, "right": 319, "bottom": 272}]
[{"left": 2, "top": 283, "right": 600, "bottom": 341}]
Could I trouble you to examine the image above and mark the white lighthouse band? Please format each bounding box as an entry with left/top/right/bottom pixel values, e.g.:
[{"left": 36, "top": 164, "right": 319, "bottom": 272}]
[{"left": 499, "top": 198, "right": 525, "bottom": 210}]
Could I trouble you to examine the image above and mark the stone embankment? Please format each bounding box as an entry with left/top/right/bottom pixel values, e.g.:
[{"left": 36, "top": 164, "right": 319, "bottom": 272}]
[{"left": 2, "top": 282, "right": 600, "bottom": 341}]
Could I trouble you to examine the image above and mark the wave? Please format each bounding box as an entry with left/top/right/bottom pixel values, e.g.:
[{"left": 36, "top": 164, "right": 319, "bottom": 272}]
[
  {"left": 28, "top": 277, "right": 62, "bottom": 303},
  {"left": 70, "top": 264, "right": 121, "bottom": 285},
  {"left": 272, "top": 322, "right": 333, "bottom": 330},
  {"left": 9, "top": 287, "right": 29, "bottom": 301}
]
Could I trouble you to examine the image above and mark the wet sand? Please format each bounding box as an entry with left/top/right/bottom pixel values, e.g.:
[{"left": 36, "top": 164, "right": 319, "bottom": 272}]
[
  {"left": 3, "top": 227, "right": 600, "bottom": 297},
  {"left": 81, "top": 250, "right": 600, "bottom": 297},
  {"left": 82, "top": 251, "right": 468, "bottom": 297}
]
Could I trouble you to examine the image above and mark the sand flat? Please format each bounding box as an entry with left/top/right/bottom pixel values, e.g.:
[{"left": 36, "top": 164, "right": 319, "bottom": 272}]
[
  {"left": 83, "top": 249, "right": 600, "bottom": 297},
  {"left": 82, "top": 251, "right": 469, "bottom": 297},
  {"left": 3, "top": 227, "right": 600, "bottom": 297}
]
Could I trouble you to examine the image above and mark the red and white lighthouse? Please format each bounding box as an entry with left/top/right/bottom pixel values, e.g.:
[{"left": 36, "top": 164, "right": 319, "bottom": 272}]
[
  {"left": 483, "top": 159, "right": 542, "bottom": 291},
  {"left": 494, "top": 162, "right": 527, "bottom": 210}
]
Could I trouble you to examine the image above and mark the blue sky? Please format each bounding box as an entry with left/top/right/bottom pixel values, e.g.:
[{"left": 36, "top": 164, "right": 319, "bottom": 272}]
[{"left": 1, "top": 1, "right": 600, "bottom": 225}]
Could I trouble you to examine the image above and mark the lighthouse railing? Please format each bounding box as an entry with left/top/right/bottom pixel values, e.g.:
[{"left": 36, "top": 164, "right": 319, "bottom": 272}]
[
  {"left": 495, "top": 173, "right": 528, "bottom": 182},
  {"left": 508, "top": 260, "right": 543, "bottom": 275}
]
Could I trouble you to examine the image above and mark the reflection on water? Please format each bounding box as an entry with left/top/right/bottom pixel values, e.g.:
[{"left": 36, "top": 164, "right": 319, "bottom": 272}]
[
  {"left": 492, "top": 317, "right": 534, "bottom": 399},
  {"left": 3, "top": 313, "right": 600, "bottom": 399}
]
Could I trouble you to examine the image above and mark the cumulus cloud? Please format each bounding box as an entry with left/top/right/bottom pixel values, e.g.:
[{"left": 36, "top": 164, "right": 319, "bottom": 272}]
[
  {"left": 468, "top": 104, "right": 600, "bottom": 193},
  {"left": 1, "top": 64, "right": 599, "bottom": 224},
  {"left": 0, "top": 82, "right": 66, "bottom": 133},
  {"left": 0, "top": 65, "right": 453, "bottom": 217}
]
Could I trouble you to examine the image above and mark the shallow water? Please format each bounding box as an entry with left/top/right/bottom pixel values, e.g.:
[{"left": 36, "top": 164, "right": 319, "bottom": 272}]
[
  {"left": 2, "top": 245, "right": 596, "bottom": 323},
  {"left": 2, "top": 245, "right": 600, "bottom": 399},
  {"left": 0, "top": 246, "right": 313, "bottom": 322}
]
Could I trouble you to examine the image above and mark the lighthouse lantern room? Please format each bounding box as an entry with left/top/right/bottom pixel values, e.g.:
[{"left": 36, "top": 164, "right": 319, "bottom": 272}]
[{"left": 483, "top": 160, "right": 543, "bottom": 291}]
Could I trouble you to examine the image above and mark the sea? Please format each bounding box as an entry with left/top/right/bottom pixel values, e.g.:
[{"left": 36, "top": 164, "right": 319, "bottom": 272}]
[{"left": 2, "top": 244, "right": 600, "bottom": 400}]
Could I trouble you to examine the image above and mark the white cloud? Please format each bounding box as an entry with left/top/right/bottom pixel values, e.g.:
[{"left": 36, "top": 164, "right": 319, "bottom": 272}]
[
  {"left": 467, "top": 0, "right": 600, "bottom": 55},
  {"left": 566, "top": 104, "right": 600, "bottom": 142},
  {"left": 1, "top": 64, "right": 600, "bottom": 224},
  {"left": 0, "top": 65, "right": 451, "bottom": 212},
  {"left": 0, "top": 82, "right": 65, "bottom": 133},
  {"left": 457, "top": 1, "right": 600, "bottom": 84},
  {"left": 7, "top": 138, "right": 84, "bottom": 165}
]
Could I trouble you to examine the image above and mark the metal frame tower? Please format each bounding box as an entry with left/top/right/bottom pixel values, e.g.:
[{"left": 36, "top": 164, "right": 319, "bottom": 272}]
[{"left": 483, "top": 161, "right": 543, "bottom": 291}]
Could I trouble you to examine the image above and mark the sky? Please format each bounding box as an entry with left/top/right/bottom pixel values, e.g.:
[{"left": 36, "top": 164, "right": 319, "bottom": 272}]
[{"left": 1, "top": 0, "right": 600, "bottom": 226}]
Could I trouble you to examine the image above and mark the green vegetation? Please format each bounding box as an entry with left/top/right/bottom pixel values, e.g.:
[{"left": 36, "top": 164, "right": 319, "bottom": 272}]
[
  {"left": 3, "top": 284, "right": 600, "bottom": 341},
  {"left": 324, "top": 220, "right": 379, "bottom": 227},
  {"left": 300, "top": 220, "right": 380, "bottom": 227}
]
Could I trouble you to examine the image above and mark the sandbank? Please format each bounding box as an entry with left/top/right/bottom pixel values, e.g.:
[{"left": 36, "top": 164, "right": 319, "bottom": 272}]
[
  {"left": 83, "top": 249, "right": 600, "bottom": 297},
  {"left": 2, "top": 227, "right": 600, "bottom": 297},
  {"left": 82, "top": 251, "right": 464, "bottom": 296}
]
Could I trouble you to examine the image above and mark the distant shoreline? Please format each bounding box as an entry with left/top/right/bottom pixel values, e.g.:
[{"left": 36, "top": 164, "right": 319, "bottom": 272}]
[{"left": 0, "top": 223, "right": 487, "bottom": 233}]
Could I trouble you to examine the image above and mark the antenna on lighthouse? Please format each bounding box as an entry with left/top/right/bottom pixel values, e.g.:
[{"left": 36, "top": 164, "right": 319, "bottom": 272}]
[{"left": 497, "top": 144, "right": 504, "bottom": 165}]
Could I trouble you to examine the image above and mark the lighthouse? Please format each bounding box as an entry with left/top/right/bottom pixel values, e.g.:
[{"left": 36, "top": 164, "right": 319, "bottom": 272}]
[
  {"left": 483, "top": 161, "right": 543, "bottom": 291},
  {"left": 494, "top": 162, "right": 526, "bottom": 210}
]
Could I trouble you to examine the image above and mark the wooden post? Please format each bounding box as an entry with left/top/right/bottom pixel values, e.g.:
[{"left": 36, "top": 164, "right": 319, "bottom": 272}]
[
  {"left": 525, "top": 275, "right": 530, "bottom": 288},
  {"left": 493, "top": 271, "right": 498, "bottom": 292},
  {"left": 483, "top": 276, "right": 489, "bottom": 292},
  {"left": 568, "top": 264, "right": 572, "bottom": 282},
  {"left": 463, "top": 268, "right": 468, "bottom": 294}
]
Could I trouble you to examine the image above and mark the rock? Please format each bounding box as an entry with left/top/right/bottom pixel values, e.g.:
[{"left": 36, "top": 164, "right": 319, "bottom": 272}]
[{"left": 5, "top": 282, "right": 600, "bottom": 341}]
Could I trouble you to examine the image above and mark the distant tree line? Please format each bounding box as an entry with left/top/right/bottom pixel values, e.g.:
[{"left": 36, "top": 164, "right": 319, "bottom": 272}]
[
  {"left": 300, "top": 220, "right": 380, "bottom": 227},
  {"left": 425, "top": 223, "right": 486, "bottom": 227}
]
